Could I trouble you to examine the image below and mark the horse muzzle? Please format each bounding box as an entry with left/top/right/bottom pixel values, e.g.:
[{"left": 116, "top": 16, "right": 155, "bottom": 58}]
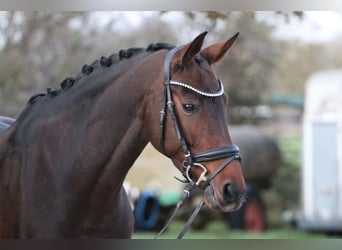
[
  {"left": 203, "top": 181, "right": 245, "bottom": 212},
  {"left": 187, "top": 145, "right": 246, "bottom": 212}
]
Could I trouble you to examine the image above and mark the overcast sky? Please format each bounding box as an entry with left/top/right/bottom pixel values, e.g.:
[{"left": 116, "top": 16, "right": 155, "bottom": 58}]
[
  {"left": 1, "top": 11, "right": 341, "bottom": 48},
  {"left": 259, "top": 11, "right": 342, "bottom": 43},
  {"left": 122, "top": 11, "right": 342, "bottom": 43},
  {"left": 107, "top": 11, "right": 342, "bottom": 43}
]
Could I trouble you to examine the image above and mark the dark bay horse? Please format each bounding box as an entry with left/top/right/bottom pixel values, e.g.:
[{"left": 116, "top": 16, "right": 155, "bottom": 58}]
[{"left": 0, "top": 32, "right": 245, "bottom": 238}]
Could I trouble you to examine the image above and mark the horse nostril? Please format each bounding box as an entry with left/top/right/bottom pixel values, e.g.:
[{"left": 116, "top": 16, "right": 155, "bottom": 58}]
[{"left": 223, "top": 182, "right": 238, "bottom": 203}]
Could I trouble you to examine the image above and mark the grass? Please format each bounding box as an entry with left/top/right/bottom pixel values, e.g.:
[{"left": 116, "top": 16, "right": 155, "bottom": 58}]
[{"left": 133, "top": 220, "right": 331, "bottom": 239}]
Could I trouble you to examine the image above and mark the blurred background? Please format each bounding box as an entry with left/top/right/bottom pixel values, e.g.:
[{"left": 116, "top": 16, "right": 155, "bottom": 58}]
[{"left": 1, "top": 11, "right": 342, "bottom": 238}]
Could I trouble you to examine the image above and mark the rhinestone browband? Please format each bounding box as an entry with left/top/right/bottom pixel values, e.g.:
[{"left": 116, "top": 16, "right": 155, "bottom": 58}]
[{"left": 168, "top": 79, "right": 225, "bottom": 97}]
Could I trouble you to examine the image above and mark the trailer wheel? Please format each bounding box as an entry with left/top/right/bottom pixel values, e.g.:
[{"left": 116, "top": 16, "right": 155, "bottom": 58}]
[{"left": 227, "top": 185, "right": 267, "bottom": 232}]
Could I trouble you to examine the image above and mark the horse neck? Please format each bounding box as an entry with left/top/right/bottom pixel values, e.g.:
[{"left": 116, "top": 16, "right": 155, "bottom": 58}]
[
  {"left": 69, "top": 56, "right": 161, "bottom": 187},
  {"left": 9, "top": 51, "right": 163, "bottom": 193},
  {"left": 67, "top": 52, "right": 165, "bottom": 189}
]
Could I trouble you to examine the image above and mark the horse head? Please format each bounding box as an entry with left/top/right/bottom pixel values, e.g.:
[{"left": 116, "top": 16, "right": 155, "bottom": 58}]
[{"left": 147, "top": 32, "right": 246, "bottom": 212}]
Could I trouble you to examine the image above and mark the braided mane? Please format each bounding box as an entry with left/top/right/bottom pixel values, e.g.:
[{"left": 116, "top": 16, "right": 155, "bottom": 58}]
[{"left": 28, "top": 42, "right": 175, "bottom": 104}]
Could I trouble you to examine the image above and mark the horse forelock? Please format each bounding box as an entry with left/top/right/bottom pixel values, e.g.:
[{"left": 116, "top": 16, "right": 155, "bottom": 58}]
[{"left": 27, "top": 42, "right": 176, "bottom": 105}]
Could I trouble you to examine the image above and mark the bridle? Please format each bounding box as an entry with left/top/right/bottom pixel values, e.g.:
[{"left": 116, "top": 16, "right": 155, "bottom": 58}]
[{"left": 156, "top": 46, "right": 241, "bottom": 238}]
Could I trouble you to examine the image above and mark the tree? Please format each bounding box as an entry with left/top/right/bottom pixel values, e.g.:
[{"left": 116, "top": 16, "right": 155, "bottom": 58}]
[
  {"left": 0, "top": 12, "right": 92, "bottom": 115},
  {"left": 0, "top": 12, "right": 177, "bottom": 116},
  {"left": 1, "top": 11, "right": 338, "bottom": 119}
]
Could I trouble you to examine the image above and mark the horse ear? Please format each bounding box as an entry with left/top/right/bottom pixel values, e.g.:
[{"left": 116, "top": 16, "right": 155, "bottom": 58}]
[
  {"left": 174, "top": 31, "right": 208, "bottom": 66},
  {"left": 201, "top": 32, "right": 239, "bottom": 65}
]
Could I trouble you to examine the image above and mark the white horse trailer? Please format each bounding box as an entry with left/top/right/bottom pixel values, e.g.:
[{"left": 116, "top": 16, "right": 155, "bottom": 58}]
[{"left": 298, "top": 70, "right": 342, "bottom": 232}]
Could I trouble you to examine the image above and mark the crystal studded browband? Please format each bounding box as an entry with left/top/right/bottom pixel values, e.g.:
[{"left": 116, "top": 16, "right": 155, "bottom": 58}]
[{"left": 168, "top": 79, "right": 225, "bottom": 98}]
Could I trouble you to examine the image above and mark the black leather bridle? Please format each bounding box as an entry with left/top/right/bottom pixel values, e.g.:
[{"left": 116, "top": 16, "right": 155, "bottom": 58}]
[
  {"left": 156, "top": 46, "right": 241, "bottom": 238},
  {"left": 159, "top": 45, "right": 241, "bottom": 186}
]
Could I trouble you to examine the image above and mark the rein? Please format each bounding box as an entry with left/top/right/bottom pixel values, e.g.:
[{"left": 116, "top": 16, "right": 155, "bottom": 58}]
[{"left": 156, "top": 47, "right": 241, "bottom": 239}]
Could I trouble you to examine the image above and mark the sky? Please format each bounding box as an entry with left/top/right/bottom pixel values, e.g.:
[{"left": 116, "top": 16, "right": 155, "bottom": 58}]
[
  {"left": 260, "top": 11, "right": 342, "bottom": 43},
  {"left": 1, "top": 11, "right": 342, "bottom": 49},
  {"left": 114, "top": 11, "right": 342, "bottom": 44}
]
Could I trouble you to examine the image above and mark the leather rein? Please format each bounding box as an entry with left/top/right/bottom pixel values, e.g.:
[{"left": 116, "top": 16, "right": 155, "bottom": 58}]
[{"left": 155, "top": 46, "right": 241, "bottom": 239}]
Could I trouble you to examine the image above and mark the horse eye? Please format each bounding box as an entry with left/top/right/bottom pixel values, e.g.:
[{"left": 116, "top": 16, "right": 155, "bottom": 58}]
[
  {"left": 195, "top": 56, "right": 202, "bottom": 65},
  {"left": 182, "top": 103, "right": 197, "bottom": 113}
]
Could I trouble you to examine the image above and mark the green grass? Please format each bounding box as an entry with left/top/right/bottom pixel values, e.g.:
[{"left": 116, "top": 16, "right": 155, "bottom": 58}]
[{"left": 133, "top": 221, "right": 330, "bottom": 239}]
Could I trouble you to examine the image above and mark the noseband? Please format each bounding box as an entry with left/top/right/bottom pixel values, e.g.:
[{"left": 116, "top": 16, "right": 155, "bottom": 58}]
[
  {"left": 159, "top": 46, "right": 241, "bottom": 186},
  {"left": 156, "top": 46, "right": 241, "bottom": 239}
]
